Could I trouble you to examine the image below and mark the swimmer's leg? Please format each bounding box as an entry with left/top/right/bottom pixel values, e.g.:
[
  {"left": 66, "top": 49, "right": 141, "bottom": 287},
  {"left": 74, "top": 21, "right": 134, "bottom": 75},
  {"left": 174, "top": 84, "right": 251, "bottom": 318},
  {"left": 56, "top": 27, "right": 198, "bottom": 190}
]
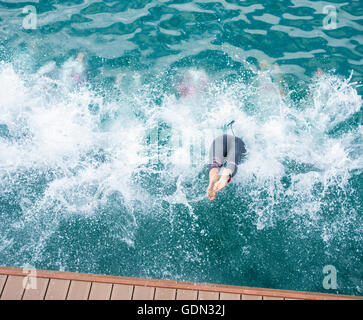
[
  {"left": 207, "top": 168, "right": 220, "bottom": 201},
  {"left": 213, "top": 168, "right": 232, "bottom": 195},
  {"left": 213, "top": 136, "right": 246, "bottom": 195},
  {"left": 207, "top": 135, "right": 225, "bottom": 201}
]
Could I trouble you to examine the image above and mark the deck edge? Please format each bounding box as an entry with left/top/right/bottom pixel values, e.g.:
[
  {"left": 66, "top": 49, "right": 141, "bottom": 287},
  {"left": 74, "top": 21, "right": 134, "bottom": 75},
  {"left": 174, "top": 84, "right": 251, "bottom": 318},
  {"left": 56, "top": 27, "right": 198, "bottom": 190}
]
[{"left": 0, "top": 266, "right": 361, "bottom": 300}]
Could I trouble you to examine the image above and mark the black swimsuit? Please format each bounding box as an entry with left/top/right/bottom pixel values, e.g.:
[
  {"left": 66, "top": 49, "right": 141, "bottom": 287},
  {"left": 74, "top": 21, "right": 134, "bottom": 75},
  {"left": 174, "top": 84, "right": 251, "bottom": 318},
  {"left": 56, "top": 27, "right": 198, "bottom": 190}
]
[{"left": 208, "top": 134, "right": 247, "bottom": 177}]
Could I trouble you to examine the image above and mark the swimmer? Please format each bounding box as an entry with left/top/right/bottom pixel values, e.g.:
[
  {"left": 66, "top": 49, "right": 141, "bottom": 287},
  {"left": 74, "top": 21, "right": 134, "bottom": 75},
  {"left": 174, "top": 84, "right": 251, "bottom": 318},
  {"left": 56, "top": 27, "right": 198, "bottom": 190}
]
[
  {"left": 178, "top": 69, "right": 207, "bottom": 98},
  {"left": 306, "top": 67, "right": 324, "bottom": 100},
  {"left": 315, "top": 67, "right": 323, "bottom": 77},
  {"left": 258, "top": 60, "right": 285, "bottom": 96},
  {"left": 206, "top": 134, "right": 247, "bottom": 201},
  {"left": 273, "top": 63, "right": 285, "bottom": 96},
  {"left": 61, "top": 52, "right": 87, "bottom": 85},
  {"left": 72, "top": 52, "right": 86, "bottom": 82},
  {"left": 258, "top": 59, "right": 268, "bottom": 74}
]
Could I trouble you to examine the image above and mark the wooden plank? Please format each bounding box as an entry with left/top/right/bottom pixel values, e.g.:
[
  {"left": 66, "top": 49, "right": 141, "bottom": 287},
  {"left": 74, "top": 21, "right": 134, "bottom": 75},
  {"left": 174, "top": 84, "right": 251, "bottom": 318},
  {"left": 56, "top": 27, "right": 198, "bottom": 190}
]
[
  {"left": 88, "top": 282, "right": 112, "bottom": 300},
  {"left": 154, "top": 287, "right": 176, "bottom": 300},
  {"left": 242, "top": 294, "right": 263, "bottom": 300},
  {"left": 220, "top": 292, "right": 241, "bottom": 300},
  {"left": 133, "top": 286, "right": 155, "bottom": 300},
  {"left": 263, "top": 296, "right": 284, "bottom": 300},
  {"left": 44, "top": 279, "right": 70, "bottom": 300},
  {"left": 66, "top": 280, "right": 91, "bottom": 300},
  {"left": 0, "top": 275, "right": 7, "bottom": 297},
  {"left": 0, "top": 275, "right": 25, "bottom": 300},
  {"left": 0, "top": 266, "right": 361, "bottom": 300},
  {"left": 198, "top": 291, "right": 219, "bottom": 300},
  {"left": 22, "top": 278, "right": 49, "bottom": 300},
  {"left": 176, "top": 289, "right": 198, "bottom": 300},
  {"left": 111, "top": 284, "right": 133, "bottom": 300}
]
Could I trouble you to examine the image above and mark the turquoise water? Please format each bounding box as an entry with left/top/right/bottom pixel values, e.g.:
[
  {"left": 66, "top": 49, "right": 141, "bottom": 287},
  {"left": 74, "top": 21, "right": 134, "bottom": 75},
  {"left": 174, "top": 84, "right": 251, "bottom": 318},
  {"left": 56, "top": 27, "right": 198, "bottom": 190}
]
[{"left": 0, "top": 0, "right": 362, "bottom": 296}]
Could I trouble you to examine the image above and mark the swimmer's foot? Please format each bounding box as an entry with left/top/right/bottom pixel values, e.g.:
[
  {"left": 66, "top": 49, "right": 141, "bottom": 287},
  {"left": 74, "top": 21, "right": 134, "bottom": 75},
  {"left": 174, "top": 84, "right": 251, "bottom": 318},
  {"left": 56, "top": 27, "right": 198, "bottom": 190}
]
[
  {"left": 213, "top": 176, "right": 229, "bottom": 196},
  {"left": 207, "top": 174, "right": 219, "bottom": 201}
]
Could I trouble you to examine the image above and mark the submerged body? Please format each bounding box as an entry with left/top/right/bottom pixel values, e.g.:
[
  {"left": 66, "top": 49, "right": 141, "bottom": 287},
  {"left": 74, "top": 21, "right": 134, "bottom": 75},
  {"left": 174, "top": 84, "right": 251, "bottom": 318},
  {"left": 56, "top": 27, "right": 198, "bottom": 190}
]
[
  {"left": 178, "top": 69, "right": 207, "bottom": 98},
  {"left": 207, "top": 134, "right": 247, "bottom": 201}
]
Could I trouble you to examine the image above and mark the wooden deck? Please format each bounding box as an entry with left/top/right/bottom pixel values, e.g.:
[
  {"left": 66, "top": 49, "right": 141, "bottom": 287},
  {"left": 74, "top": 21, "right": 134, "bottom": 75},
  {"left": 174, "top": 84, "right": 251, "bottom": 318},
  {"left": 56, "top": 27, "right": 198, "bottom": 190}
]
[{"left": 0, "top": 266, "right": 361, "bottom": 300}]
